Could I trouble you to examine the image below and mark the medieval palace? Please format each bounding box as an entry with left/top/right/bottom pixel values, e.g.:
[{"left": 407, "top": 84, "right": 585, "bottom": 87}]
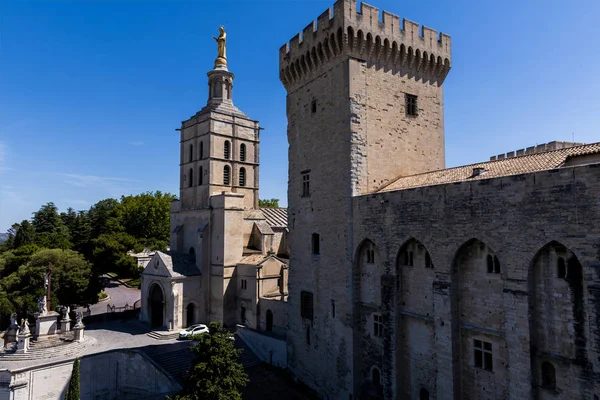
[
  {"left": 280, "top": 1, "right": 600, "bottom": 400},
  {"left": 134, "top": 0, "right": 600, "bottom": 399}
]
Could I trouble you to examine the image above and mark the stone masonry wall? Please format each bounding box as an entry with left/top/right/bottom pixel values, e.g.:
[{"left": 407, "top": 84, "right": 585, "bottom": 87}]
[
  {"left": 285, "top": 57, "right": 355, "bottom": 400},
  {"left": 352, "top": 163, "right": 600, "bottom": 400}
]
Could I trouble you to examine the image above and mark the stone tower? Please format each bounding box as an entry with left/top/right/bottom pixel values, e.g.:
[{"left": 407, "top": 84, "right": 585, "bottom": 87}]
[
  {"left": 169, "top": 42, "right": 261, "bottom": 327},
  {"left": 279, "top": 0, "right": 451, "bottom": 398},
  {"left": 178, "top": 58, "right": 260, "bottom": 211}
]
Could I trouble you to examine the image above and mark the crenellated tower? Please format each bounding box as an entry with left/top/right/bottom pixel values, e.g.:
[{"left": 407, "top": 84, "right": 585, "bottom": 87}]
[{"left": 279, "top": 1, "right": 451, "bottom": 398}]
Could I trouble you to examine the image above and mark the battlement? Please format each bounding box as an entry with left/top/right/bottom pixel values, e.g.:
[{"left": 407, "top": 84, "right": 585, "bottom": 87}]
[
  {"left": 279, "top": 0, "right": 452, "bottom": 90},
  {"left": 489, "top": 141, "right": 585, "bottom": 161}
]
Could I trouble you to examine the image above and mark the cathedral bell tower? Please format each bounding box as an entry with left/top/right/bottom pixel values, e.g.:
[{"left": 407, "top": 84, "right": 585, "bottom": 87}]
[{"left": 177, "top": 26, "right": 260, "bottom": 211}]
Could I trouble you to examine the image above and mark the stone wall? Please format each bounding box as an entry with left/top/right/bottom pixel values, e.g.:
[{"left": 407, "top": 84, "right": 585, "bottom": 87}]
[
  {"left": 237, "top": 325, "right": 287, "bottom": 368},
  {"left": 352, "top": 163, "right": 600, "bottom": 399},
  {"left": 2, "top": 350, "right": 179, "bottom": 400}
]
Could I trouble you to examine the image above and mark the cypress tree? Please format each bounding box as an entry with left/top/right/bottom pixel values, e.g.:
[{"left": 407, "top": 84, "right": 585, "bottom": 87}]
[{"left": 66, "top": 358, "right": 80, "bottom": 400}]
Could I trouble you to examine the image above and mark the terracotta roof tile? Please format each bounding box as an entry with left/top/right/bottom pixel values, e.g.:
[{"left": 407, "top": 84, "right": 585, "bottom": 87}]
[{"left": 377, "top": 142, "right": 600, "bottom": 193}]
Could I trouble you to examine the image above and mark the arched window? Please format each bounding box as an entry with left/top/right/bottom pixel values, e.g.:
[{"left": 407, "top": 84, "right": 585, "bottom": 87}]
[
  {"left": 409, "top": 251, "right": 414, "bottom": 266},
  {"left": 419, "top": 388, "right": 430, "bottom": 400},
  {"left": 224, "top": 141, "right": 231, "bottom": 160},
  {"left": 188, "top": 168, "right": 193, "bottom": 188},
  {"left": 541, "top": 361, "right": 556, "bottom": 390},
  {"left": 240, "top": 305, "right": 246, "bottom": 323},
  {"left": 557, "top": 257, "right": 566, "bottom": 278},
  {"left": 200, "top": 141, "right": 204, "bottom": 159},
  {"left": 372, "top": 367, "right": 381, "bottom": 386},
  {"left": 239, "top": 167, "right": 246, "bottom": 187},
  {"left": 223, "top": 165, "right": 230, "bottom": 185},
  {"left": 189, "top": 144, "right": 193, "bottom": 163},
  {"left": 487, "top": 254, "right": 501, "bottom": 274},
  {"left": 240, "top": 143, "right": 246, "bottom": 161},
  {"left": 425, "top": 252, "right": 433, "bottom": 269},
  {"left": 198, "top": 166, "right": 203, "bottom": 185}
]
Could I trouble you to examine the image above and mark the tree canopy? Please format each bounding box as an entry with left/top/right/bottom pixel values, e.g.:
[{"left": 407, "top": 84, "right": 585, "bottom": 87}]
[
  {"left": 259, "top": 198, "right": 280, "bottom": 208},
  {"left": 0, "top": 190, "right": 175, "bottom": 327},
  {"left": 170, "top": 322, "right": 249, "bottom": 400}
]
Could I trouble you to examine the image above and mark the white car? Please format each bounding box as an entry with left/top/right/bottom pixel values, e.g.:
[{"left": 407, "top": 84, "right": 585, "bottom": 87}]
[{"left": 179, "top": 324, "right": 208, "bottom": 339}]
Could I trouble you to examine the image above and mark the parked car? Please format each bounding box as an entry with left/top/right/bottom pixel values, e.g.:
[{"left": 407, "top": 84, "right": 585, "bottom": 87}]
[{"left": 179, "top": 324, "right": 208, "bottom": 339}]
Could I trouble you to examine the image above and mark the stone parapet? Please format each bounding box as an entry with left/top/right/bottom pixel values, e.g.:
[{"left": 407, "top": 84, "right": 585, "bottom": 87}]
[{"left": 279, "top": 0, "right": 451, "bottom": 91}]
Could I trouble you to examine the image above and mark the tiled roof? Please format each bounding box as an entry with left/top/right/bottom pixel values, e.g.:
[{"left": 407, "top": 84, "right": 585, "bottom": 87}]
[
  {"left": 377, "top": 142, "right": 600, "bottom": 193},
  {"left": 238, "top": 253, "right": 289, "bottom": 266},
  {"left": 260, "top": 207, "right": 288, "bottom": 229},
  {"left": 157, "top": 251, "right": 200, "bottom": 277}
]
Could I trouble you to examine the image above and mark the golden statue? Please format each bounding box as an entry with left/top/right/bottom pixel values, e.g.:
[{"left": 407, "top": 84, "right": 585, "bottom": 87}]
[{"left": 213, "top": 26, "right": 227, "bottom": 68}]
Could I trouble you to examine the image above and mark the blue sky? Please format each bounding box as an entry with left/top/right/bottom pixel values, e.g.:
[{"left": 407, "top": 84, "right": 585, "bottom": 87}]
[{"left": 1, "top": 0, "right": 599, "bottom": 232}]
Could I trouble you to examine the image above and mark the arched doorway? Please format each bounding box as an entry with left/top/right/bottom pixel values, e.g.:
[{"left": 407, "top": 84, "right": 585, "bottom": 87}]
[
  {"left": 266, "top": 309, "right": 273, "bottom": 332},
  {"left": 187, "top": 303, "right": 195, "bottom": 327},
  {"left": 149, "top": 284, "right": 164, "bottom": 328}
]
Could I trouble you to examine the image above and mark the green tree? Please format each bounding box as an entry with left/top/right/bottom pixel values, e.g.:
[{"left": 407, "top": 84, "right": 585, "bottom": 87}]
[
  {"left": 13, "top": 220, "right": 36, "bottom": 248},
  {"left": 28, "top": 249, "right": 97, "bottom": 308},
  {"left": 65, "top": 358, "right": 81, "bottom": 400},
  {"left": 91, "top": 232, "right": 141, "bottom": 277},
  {"left": 88, "top": 198, "right": 121, "bottom": 238},
  {"left": 170, "top": 322, "right": 248, "bottom": 400},
  {"left": 259, "top": 198, "right": 280, "bottom": 208},
  {"left": 32, "top": 203, "right": 72, "bottom": 249},
  {"left": 69, "top": 211, "right": 92, "bottom": 257},
  {"left": 117, "top": 191, "right": 175, "bottom": 246}
]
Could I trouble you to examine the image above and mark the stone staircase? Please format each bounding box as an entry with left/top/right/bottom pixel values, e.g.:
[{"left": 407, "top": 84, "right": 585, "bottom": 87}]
[
  {"left": 122, "top": 320, "right": 179, "bottom": 340},
  {"left": 235, "top": 337, "right": 261, "bottom": 369},
  {"left": 0, "top": 335, "right": 96, "bottom": 362},
  {"left": 142, "top": 335, "right": 261, "bottom": 386}
]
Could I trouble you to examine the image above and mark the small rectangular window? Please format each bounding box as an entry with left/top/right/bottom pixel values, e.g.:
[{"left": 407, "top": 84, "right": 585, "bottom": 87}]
[
  {"left": 302, "top": 173, "right": 310, "bottom": 197},
  {"left": 331, "top": 300, "right": 336, "bottom": 318},
  {"left": 406, "top": 94, "right": 418, "bottom": 117},
  {"left": 374, "top": 314, "right": 383, "bottom": 337},
  {"left": 474, "top": 339, "right": 493, "bottom": 371},
  {"left": 312, "top": 233, "right": 320, "bottom": 255},
  {"left": 311, "top": 100, "right": 317, "bottom": 114},
  {"left": 300, "top": 291, "right": 314, "bottom": 320}
]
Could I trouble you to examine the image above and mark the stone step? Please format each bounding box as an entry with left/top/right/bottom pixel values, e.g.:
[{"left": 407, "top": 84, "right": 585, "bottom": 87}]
[
  {"left": 0, "top": 337, "right": 95, "bottom": 361},
  {"left": 147, "top": 331, "right": 179, "bottom": 340}
]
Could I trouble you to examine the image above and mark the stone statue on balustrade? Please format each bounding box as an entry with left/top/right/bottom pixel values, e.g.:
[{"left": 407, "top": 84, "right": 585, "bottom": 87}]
[{"left": 38, "top": 295, "right": 47, "bottom": 316}]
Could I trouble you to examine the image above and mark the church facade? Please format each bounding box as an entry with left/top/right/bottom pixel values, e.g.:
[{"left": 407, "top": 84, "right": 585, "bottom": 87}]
[
  {"left": 280, "top": 1, "right": 600, "bottom": 399},
  {"left": 139, "top": 43, "right": 288, "bottom": 335}
]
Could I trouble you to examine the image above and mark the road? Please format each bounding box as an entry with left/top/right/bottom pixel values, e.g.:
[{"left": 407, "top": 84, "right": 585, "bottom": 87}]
[{"left": 78, "top": 278, "right": 141, "bottom": 316}]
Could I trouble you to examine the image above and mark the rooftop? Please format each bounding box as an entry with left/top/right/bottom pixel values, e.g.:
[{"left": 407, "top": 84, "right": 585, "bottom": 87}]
[
  {"left": 260, "top": 207, "right": 288, "bottom": 229},
  {"left": 377, "top": 142, "right": 600, "bottom": 193}
]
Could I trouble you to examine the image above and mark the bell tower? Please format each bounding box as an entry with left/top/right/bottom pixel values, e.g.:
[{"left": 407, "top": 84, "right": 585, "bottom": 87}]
[{"left": 178, "top": 27, "right": 260, "bottom": 211}]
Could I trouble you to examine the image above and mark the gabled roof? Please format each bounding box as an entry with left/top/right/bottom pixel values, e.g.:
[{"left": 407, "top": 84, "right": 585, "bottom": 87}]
[
  {"left": 377, "top": 142, "right": 600, "bottom": 193},
  {"left": 238, "top": 253, "right": 289, "bottom": 266},
  {"left": 143, "top": 251, "right": 200, "bottom": 278},
  {"left": 260, "top": 207, "right": 287, "bottom": 229}
]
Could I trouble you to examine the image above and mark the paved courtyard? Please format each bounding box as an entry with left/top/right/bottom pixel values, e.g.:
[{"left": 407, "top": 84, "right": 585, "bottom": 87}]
[{"left": 77, "top": 277, "right": 141, "bottom": 316}]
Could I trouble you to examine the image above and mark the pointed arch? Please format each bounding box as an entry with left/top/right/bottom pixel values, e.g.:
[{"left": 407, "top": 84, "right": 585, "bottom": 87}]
[
  {"left": 188, "top": 168, "right": 194, "bottom": 188},
  {"left": 189, "top": 143, "right": 194, "bottom": 163},
  {"left": 347, "top": 27, "right": 355, "bottom": 51},
  {"left": 355, "top": 239, "right": 383, "bottom": 306},
  {"left": 198, "top": 165, "right": 203, "bottom": 185}
]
